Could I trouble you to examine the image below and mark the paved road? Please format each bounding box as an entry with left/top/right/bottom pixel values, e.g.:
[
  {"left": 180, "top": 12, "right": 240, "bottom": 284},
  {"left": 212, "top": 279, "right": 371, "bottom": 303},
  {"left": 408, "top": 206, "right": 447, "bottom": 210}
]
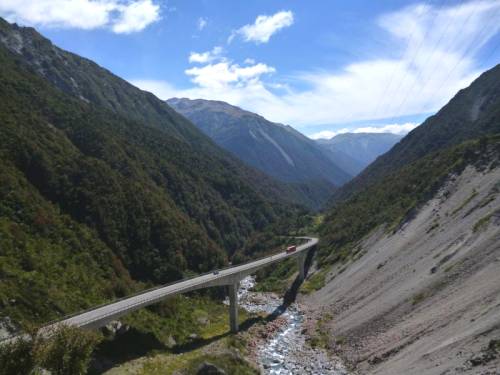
[{"left": 45, "top": 236, "right": 318, "bottom": 330}]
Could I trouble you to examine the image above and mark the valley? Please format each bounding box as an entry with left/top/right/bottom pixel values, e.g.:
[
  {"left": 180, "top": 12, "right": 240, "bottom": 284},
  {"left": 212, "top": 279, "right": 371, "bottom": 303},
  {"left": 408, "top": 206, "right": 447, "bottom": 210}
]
[{"left": 0, "top": 3, "right": 500, "bottom": 374}]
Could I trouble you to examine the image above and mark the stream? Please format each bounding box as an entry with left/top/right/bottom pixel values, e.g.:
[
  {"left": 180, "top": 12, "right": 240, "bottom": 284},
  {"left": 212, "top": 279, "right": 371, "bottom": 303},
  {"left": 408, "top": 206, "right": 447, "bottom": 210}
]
[{"left": 227, "top": 276, "right": 348, "bottom": 375}]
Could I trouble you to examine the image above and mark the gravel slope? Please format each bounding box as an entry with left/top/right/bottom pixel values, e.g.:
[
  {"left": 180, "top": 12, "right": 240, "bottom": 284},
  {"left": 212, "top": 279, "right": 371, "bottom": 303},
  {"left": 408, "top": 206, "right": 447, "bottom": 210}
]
[{"left": 304, "top": 165, "right": 500, "bottom": 374}]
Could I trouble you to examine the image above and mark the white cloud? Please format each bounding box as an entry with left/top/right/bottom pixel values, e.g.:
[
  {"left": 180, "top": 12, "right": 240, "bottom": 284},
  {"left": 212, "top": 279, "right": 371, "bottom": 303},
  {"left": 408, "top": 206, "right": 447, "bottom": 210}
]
[
  {"left": 309, "top": 123, "right": 419, "bottom": 140},
  {"left": 112, "top": 0, "right": 161, "bottom": 34},
  {"left": 0, "top": 0, "right": 161, "bottom": 33},
  {"left": 197, "top": 17, "right": 207, "bottom": 31},
  {"left": 189, "top": 46, "right": 223, "bottom": 64},
  {"left": 185, "top": 61, "right": 275, "bottom": 89},
  {"left": 132, "top": 1, "right": 500, "bottom": 127},
  {"left": 232, "top": 10, "right": 294, "bottom": 44}
]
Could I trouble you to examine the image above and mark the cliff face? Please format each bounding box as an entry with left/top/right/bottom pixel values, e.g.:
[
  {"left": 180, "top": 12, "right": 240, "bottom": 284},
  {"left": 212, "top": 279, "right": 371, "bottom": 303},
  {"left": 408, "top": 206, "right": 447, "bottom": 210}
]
[{"left": 305, "top": 164, "right": 500, "bottom": 374}]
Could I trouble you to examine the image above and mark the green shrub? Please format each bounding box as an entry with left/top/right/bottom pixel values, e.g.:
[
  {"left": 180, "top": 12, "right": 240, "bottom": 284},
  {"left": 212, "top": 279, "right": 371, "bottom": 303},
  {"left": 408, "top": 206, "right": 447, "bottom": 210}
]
[
  {"left": 0, "top": 325, "right": 101, "bottom": 375},
  {"left": 473, "top": 212, "right": 496, "bottom": 232},
  {"left": 411, "top": 292, "right": 426, "bottom": 305},
  {"left": 35, "top": 325, "right": 102, "bottom": 375},
  {"left": 0, "top": 336, "right": 35, "bottom": 375}
]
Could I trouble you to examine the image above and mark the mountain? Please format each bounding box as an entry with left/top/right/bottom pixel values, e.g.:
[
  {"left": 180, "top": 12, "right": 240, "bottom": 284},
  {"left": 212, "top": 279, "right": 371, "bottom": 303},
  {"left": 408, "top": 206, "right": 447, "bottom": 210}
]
[
  {"left": 309, "top": 136, "right": 500, "bottom": 374},
  {"left": 0, "top": 19, "right": 310, "bottom": 326},
  {"left": 332, "top": 64, "right": 500, "bottom": 202},
  {"left": 305, "top": 64, "right": 500, "bottom": 373},
  {"left": 0, "top": 18, "right": 319, "bottom": 210},
  {"left": 167, "top": 98, "right": 351, "bottom": 188},
  {"left": 316, "top": 132, "right": 402, "bottom": 176}
]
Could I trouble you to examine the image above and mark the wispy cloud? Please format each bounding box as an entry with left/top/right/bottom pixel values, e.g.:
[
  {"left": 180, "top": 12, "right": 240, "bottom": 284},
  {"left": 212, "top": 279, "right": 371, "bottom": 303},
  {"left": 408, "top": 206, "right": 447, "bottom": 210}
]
[
  {"left": 197, "top": 17, "right": 207, "bottom": 31},
  {"left": 132, "top": 1, "right": 500, "bottom": 129},
  {"left": 0, "top": 0, "right": 161, "bottom": 33},
  {"left": 189, "top": 46, "right": 223, "bottom": 64},
  {"left": 309, "top": 123, "right": 418, "bottom": 140},
  {"left": 230, "top": 10, "right": 294, "bottom": 44}
]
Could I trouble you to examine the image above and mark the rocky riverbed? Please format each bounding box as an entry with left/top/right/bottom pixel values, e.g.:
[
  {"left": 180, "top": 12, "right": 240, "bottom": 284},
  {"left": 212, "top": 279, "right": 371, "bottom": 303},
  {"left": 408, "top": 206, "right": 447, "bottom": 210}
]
[{"left": 230, "top": 276, "right": 348, "bottom": 375}]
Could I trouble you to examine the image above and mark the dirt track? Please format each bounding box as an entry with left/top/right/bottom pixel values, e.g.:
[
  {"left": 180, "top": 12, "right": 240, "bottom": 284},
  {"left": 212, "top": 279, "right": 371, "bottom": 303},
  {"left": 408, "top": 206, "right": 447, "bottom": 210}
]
[{"left": 304, "top": 166, "right": 500, "bottom": 374}]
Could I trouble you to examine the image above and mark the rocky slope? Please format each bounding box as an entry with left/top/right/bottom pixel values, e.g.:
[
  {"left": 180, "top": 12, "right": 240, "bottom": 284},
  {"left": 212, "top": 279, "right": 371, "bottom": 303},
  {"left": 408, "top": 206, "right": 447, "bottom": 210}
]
[
  {"left": 305, "top": 162, "right": 500, "bottom": 374},
  {"left": 307, "top": 63, "right": 500, "bottom": 372},
  {"left": 167, "top": 98, "right": 351, "bottom": 207},
  {"left": 317, "top": 133, "right": 402, "bottom": 176}
]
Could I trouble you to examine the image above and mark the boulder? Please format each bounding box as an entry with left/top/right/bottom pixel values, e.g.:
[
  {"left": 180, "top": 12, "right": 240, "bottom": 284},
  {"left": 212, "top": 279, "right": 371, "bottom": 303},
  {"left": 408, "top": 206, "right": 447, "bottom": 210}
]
[{"left": 196, "top": 362, "right": 226, "bottom": 375}]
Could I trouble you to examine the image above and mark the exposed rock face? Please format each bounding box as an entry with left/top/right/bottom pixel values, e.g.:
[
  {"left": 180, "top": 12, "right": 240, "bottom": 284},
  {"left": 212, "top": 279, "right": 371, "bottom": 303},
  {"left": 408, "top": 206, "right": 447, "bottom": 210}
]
[
  {"left": 0, "top": 316, "right": 20, "bottom": 340},
  {"left": 305, "top": 165, "right": 500, "bottom": 374}
]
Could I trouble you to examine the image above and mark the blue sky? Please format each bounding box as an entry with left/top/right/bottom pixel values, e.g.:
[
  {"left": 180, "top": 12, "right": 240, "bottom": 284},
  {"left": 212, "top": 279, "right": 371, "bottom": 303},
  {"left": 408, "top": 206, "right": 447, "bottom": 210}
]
[{"left": 1, "top": 0, "right": 500, "bottom": 138}]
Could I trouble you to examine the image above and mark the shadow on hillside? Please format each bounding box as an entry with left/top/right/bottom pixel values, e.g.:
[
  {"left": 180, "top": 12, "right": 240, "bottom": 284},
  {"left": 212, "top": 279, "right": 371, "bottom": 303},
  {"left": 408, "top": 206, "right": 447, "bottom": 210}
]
[{"left": 89, "top": 327, "right": 166, "bottom": 374}]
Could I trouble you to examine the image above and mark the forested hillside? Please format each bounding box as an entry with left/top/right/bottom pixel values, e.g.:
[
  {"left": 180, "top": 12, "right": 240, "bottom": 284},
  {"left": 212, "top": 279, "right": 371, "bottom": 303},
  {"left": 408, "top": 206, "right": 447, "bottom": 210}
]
[
  {"left": 0, "top": 27, "right": 302, "bottom": 327},
  {"left": 0, "top": 18, "right": 318, "bottom": 209}
]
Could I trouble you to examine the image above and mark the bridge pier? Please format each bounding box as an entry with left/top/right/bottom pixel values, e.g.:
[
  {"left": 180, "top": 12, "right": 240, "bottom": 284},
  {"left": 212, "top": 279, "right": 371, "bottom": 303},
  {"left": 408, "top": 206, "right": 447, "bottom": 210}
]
[
  {"left": 297, "top": 251, "right": 307, "bottom": 282},
  {"left": 228, "top": 282, "right": 239, "bottom": 333}
]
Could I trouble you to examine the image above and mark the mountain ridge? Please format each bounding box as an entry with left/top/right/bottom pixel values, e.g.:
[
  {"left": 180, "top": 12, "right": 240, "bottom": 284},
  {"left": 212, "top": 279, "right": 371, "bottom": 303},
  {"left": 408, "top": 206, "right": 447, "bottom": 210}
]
[{"left": 167, "top": 97, "right": 351, "bottom": 207}]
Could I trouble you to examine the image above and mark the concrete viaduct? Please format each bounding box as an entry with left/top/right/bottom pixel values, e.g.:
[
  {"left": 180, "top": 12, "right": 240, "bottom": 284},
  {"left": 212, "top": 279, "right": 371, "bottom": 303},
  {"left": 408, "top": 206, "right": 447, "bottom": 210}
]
[{"left": 45, "top": 237, "right": 318, "bottom": 334}]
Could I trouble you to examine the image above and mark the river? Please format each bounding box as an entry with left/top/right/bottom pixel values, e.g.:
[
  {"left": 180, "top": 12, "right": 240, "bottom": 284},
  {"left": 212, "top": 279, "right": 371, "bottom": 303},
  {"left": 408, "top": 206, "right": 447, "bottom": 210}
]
[{"left": 228, "top": 276, "right": 348, "bottom": 375}]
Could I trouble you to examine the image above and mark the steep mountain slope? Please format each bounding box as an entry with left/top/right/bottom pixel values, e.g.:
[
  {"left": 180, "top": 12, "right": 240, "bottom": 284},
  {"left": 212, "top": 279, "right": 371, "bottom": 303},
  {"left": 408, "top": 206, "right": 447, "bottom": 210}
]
[
  {"left": 0, "top": 18, "right": 315, "bottom": 210},
  {"left": 0, "top": 18, "right": 200, "bottom": 144},
  {"left": 316, "top": 132, "right": 402, "bottom": 176},
  {"left": 332, "top": 64, "right": 500, "bottom": 202},
  {"left": 0, "top": 24, "right": 308, "bottom": 328},
  {"left": 301, "top": 65, "right": 500, "bottom": 374},
  {"left": 167, "top": 98, "right": 351, "bottom": 187},
  {"left": 305, "top": 137, "right": 500, "bottom": 374}
]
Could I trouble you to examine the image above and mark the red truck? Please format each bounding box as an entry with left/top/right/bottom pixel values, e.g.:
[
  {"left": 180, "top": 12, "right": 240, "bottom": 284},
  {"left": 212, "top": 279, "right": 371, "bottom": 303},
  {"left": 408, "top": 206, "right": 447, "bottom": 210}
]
[{"left": 286, "top": 245, "right": 297, "bottom": 254}]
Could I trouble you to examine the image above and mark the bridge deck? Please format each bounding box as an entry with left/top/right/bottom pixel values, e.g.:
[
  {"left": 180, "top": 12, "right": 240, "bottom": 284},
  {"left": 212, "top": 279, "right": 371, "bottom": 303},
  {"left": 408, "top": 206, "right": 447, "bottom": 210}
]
[{"left": 47, "top": 237, "right": 318, "bottom": 330}]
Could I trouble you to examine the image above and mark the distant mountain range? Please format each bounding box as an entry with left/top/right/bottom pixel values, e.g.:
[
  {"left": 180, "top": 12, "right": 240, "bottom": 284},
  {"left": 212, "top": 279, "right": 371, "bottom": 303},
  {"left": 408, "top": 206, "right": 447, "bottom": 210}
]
[
  {"left": 167, "top": 98, "right": 352, "bottom": 188},
  {"left": 167, "top": 99, "right": 403, "bottom": 190},
  {"left": 316, "top": 132, "right": 402, "bottom": 176}
]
